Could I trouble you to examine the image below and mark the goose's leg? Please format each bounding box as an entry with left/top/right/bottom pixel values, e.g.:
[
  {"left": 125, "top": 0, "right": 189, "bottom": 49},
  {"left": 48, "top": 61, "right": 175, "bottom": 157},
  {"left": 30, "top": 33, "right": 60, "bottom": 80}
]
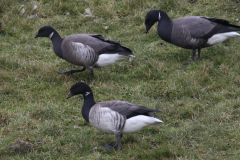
[
  {"left": 113, "top": 132, "right": 122, "bottom": 151},
  {"left": 104, "top": 133, "right": 123, "bottom": 151},
  {"left": 192, "top": 49, "right": 196, "bottom": 61},
  {"left": 183, "top": 49, "right": 195, "bottom": 66},
  {"left": 58, "top": 67, "right": 86, "bottom": 75},
  {"left": 197, "top": 48, "right": 201, "bottom": 60},
  {"left": 88, "top": 67, "right": 95, "bottom": 85},
  {"left": 89, "top": 67, "right": 94, "bottom": 81}
]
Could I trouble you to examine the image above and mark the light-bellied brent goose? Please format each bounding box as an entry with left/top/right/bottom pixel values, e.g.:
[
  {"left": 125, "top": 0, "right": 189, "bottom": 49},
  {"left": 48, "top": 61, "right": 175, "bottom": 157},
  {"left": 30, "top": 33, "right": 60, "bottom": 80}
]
[
  {"left": 66, "top": 82, "right": 163, "bottom": 151},
  {"left": 35, "top": 26, "right": 133, "bottom": 81}
]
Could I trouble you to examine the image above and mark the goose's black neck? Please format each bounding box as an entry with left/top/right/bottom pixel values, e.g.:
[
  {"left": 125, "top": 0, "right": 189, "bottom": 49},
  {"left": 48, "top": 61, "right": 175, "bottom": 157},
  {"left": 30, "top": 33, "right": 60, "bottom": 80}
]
[
  {"left": 82, "top": 92, "right": 96, "bottom": 123},
  {"left": 157, "top": 11, "right": 173, "bottom": 43},
  {"left": 50, "top": 31, "right": 64, "bottom": 59}
]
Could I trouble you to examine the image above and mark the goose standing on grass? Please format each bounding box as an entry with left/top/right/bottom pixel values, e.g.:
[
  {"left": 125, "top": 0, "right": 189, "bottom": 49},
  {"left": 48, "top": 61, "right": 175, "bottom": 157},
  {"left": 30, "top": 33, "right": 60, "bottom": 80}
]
[
  {"left": 145, "top": 10, "right": 240, "bottom": 61},
  {"left": 66, "top": 82, "right": 163, "bottom": 151},
  {"left": 35, "top": 26, "right": 133, "bottom": 81}
]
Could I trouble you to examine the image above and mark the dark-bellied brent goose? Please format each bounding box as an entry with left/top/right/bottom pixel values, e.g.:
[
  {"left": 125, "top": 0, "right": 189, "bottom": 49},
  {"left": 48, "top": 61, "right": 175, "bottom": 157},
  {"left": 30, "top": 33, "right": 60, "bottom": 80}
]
[
  {"left": 145, "top": 10, "right": 240, "bottom": 61},
  {"left": 66, "top": 82, "right": 163, "bottom": 151},
  {"left": 35, "top": 26, "right": 133, "bottom": 81}
]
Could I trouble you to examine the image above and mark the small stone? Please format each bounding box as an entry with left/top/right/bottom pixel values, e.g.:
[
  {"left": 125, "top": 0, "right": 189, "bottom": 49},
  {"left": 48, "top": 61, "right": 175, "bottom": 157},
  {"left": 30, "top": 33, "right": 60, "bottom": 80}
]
[
  {"left": 32, "top": 5, "right": 37, "bottom": 11},
  {"left": 84, "top": 8, "right": 92, "bottom": 15},
  {"left": 41, "top": 14, "right": 47, "bottom": 18},
  {"left": 28, "top": 14, "right": 38, "bottom": 18},
  {"left": 84, "top": 8, "right": 96, "bottom": 18},
  {"left": 20, "top": 8, "right": 25, "bottom": 15}
]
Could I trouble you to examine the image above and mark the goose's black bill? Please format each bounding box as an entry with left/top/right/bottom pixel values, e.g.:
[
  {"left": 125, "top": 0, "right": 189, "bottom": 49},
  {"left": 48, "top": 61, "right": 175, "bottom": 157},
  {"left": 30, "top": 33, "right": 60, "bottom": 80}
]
[{"left": 66, "top": 91, "right": 73, "bottom": 99}]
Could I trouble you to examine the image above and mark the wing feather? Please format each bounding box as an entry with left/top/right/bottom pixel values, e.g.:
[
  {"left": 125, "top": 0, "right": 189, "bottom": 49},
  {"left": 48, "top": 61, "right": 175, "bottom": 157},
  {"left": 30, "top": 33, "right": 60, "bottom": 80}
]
[
  {"left": 65, "top": 34, "right": 132, "bottom": 56},
  {"left": 173, "top": 16, "right": 217, "bottom": 38},
  {"left": 96, "top": 100, "right": 161, "bottom": 119}
]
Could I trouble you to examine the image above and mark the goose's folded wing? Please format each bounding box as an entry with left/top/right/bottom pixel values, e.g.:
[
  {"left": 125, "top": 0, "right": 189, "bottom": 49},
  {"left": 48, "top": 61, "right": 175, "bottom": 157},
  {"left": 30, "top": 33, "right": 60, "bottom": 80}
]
[
  {"left": 174, "top": 16, "right": 240, "bottom": 39},
  {"left": 67, "top": 34, "right": 132, "bottom": 55},
  {"left": 90, "top": 34, "right": 121, "bottom": 45},
  {"left": 173, "top": 16, "right": 217, "bottom": 39},
  {"left": 97, "top": 100, "right": 161, "bottom": 119},
  {"left": 90, "top": 35, "right": 133, "bottom": 55}
]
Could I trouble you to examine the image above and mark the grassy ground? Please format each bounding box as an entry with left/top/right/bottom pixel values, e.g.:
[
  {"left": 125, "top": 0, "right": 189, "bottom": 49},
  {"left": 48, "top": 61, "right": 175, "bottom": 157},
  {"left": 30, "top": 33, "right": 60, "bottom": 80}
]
[{"left": 1, "top": 0, "right": 240, "bottom": 159}]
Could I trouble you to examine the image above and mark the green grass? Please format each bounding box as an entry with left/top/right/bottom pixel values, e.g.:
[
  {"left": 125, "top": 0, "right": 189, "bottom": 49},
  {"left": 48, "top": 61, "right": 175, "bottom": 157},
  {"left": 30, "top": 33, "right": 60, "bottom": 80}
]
[{"left": 1, "top": 0, "right": 240, "bottom": 159}]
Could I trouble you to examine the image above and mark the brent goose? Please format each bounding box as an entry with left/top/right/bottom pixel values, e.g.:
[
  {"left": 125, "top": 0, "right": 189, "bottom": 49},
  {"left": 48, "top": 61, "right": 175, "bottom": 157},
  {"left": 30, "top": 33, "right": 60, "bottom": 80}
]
[
  {"left": 145, "top": 10, "right": 240, "bottom": 60},
  {"left": 66, "top": 82, "right": 163, "bottom": 151},
  {"left": 35, "top": 26, "right": 133, "bottom": 81}
]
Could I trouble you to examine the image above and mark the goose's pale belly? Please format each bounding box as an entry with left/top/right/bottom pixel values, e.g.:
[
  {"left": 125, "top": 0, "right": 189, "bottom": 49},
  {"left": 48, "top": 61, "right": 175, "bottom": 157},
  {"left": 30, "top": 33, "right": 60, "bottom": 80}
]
[
  {"left": 95, "top": 53, "right": 129, "bottom": 67},
  {"left": 89, "top": 106, "right": 163, "bottom": 134}
]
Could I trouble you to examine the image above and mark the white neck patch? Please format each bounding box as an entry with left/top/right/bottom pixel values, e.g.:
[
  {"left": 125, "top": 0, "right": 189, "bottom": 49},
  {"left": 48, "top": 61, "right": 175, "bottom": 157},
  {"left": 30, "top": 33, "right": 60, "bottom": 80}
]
[
  {"left": 49, "top": 32, "right": 54, "bottom": 39},
  {"left": 84, "top": 92, "right": 90, "bottom": 96},
  {"left": 158, "top": 12, "right": 161, "bottom": 21}
]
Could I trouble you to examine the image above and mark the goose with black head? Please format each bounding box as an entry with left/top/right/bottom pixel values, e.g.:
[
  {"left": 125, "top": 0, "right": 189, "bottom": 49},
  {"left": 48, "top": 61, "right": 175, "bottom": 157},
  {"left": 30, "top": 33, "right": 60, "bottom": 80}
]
[
  {"left": 145, "top": 10, "right": 240, "bottom": 61},
  {"left": 66, "top": 82, "right": 163, "bottom": 151},
  {"left": 35, "top": 26, "right": 134, "bottom": 81}
]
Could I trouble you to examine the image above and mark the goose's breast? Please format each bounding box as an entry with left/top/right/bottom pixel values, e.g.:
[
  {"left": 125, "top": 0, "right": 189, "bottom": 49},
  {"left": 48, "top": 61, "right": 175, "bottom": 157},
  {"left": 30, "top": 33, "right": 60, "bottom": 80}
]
[
  {"left": 62, "top": 40, "right": 99, "bottom": 66},
  {"left": 171, "top": 26, "right": 208, "bottom": 49},
  {"left": 89, "top": 105, "right": 126, "bottom": 133}
]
